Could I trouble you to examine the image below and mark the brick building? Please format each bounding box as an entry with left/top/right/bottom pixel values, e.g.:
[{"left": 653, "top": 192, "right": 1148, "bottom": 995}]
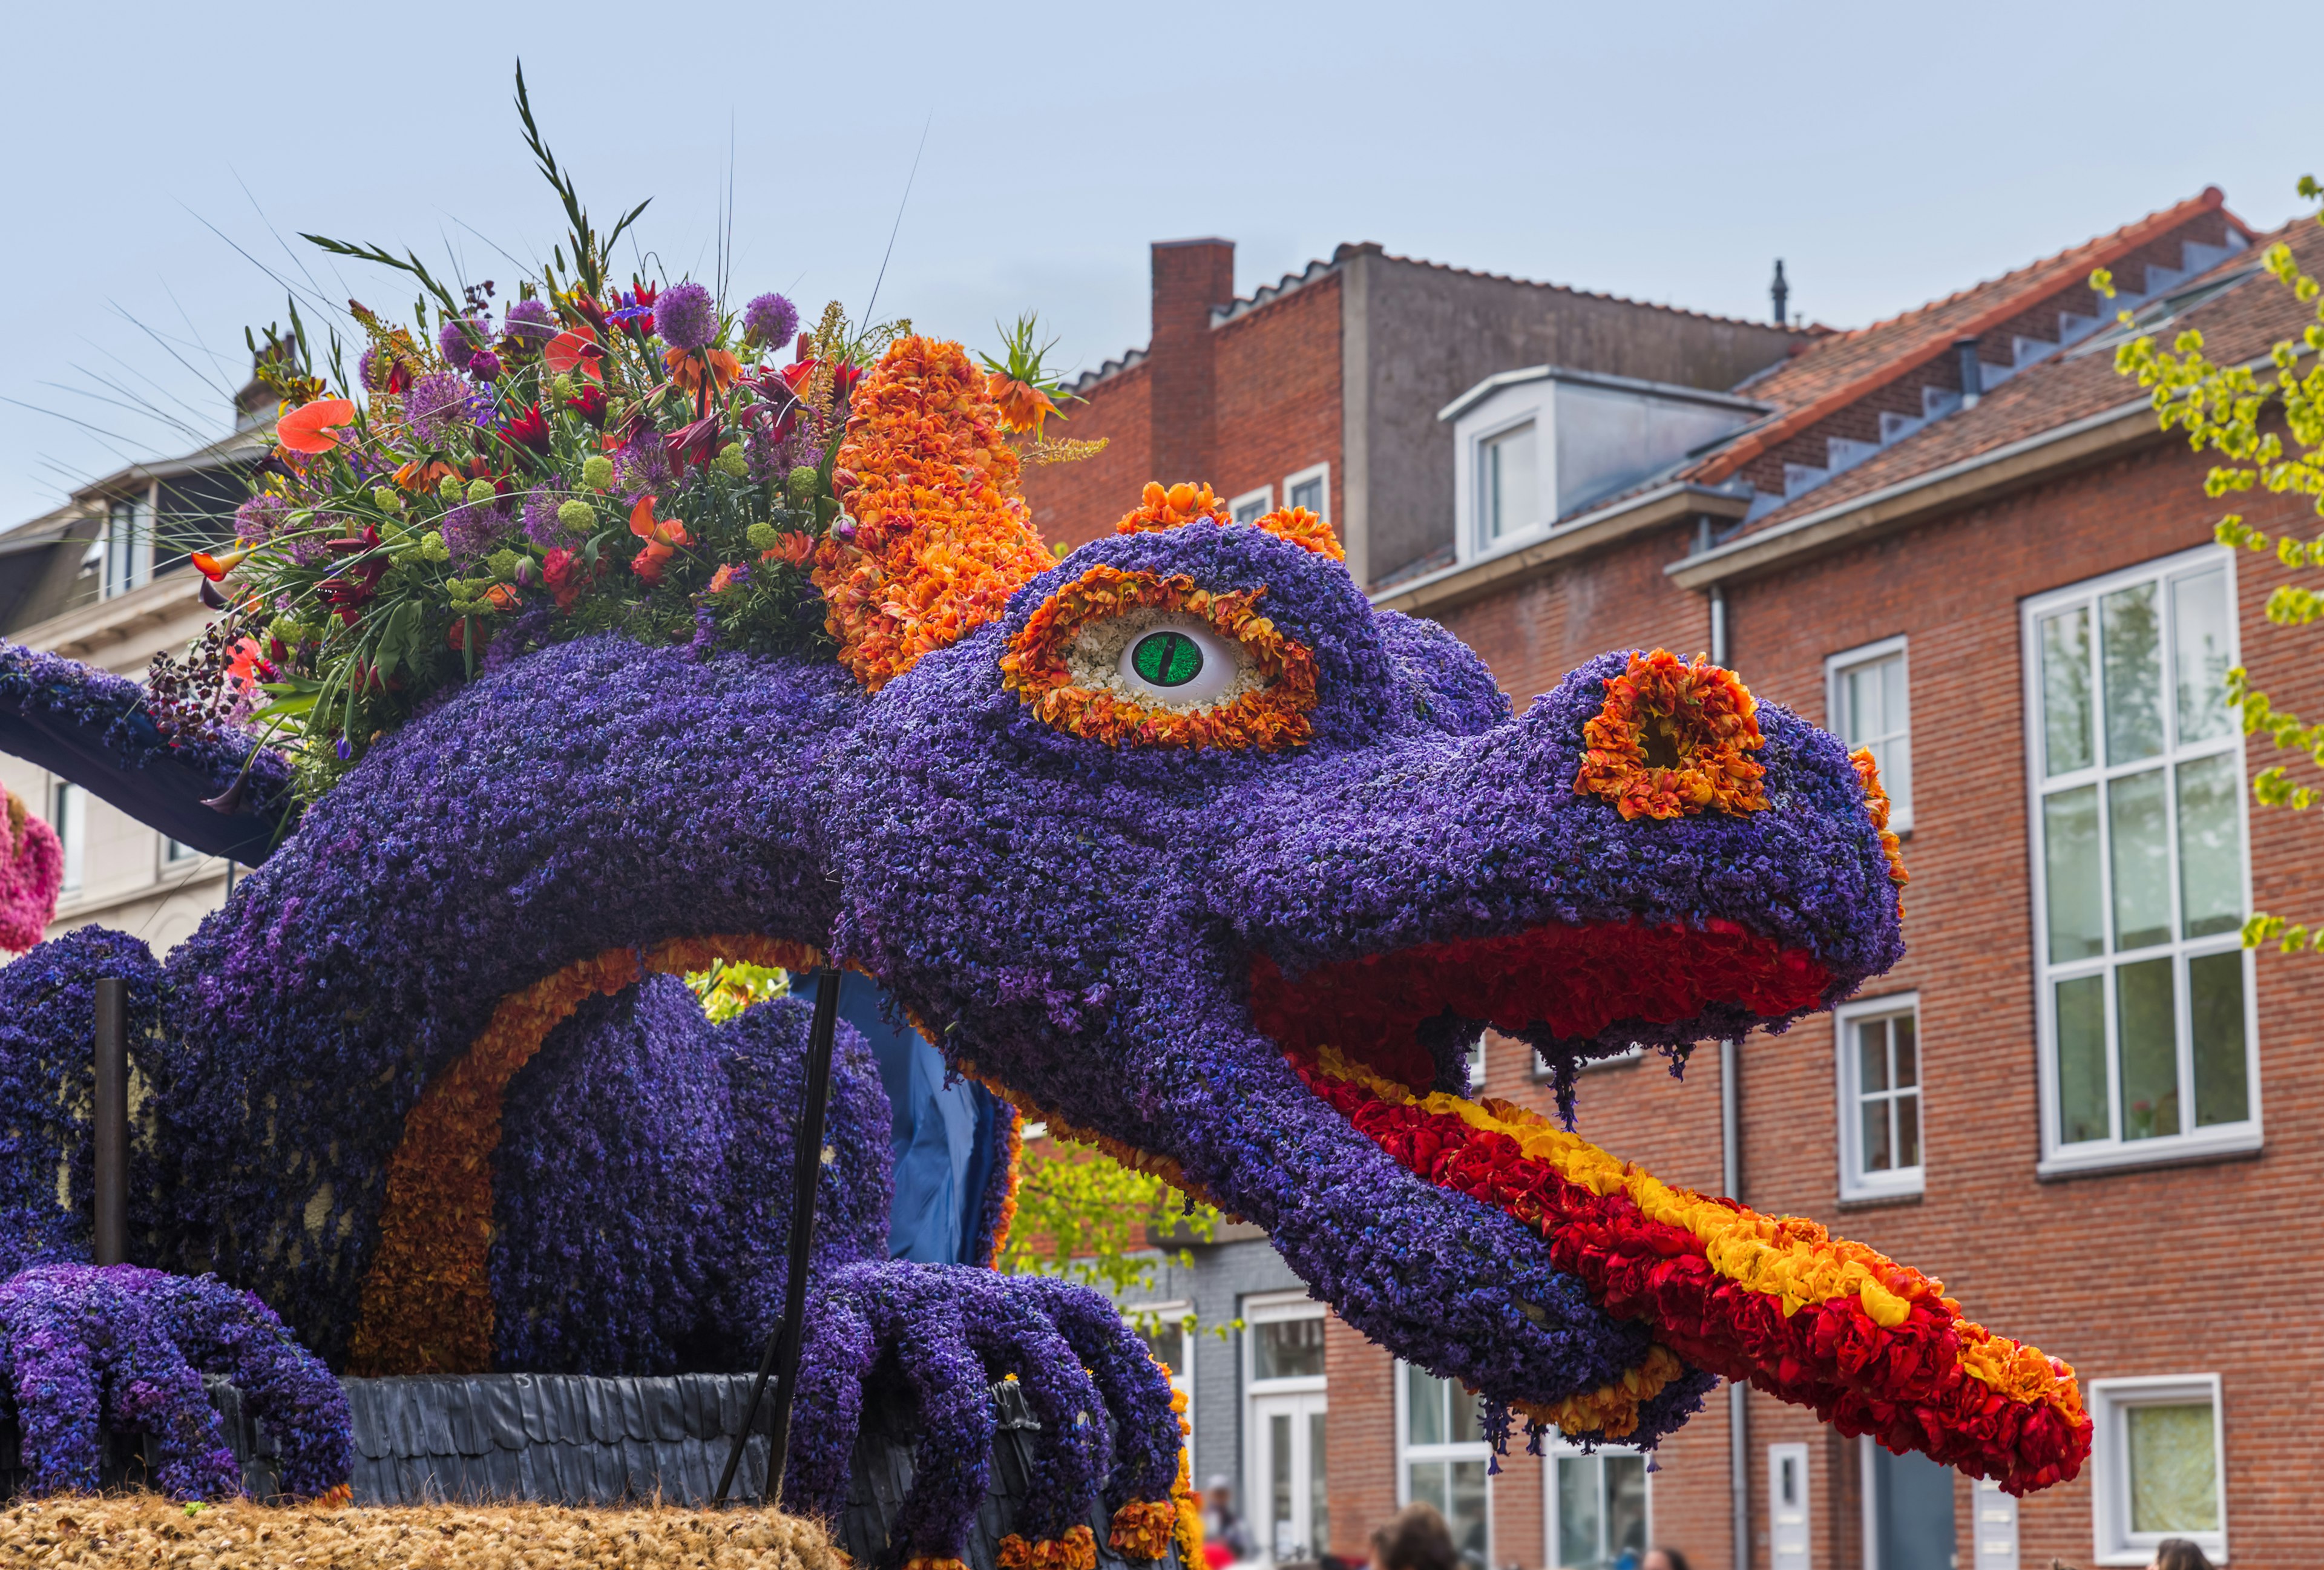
[{"left": 1050, "top": 190, "right": 2318, "bottom": 1570}]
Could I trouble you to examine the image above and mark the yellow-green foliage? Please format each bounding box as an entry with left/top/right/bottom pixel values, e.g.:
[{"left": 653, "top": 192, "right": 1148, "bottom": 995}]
[
  {"left": 686, "top": 960, "right": 790, "bottom": 1023},
  {"left": 2101, "top": 177, "right": 2324, "bottom": 953},
  {"left": 2, "top": 1494, "right": 842, "bottom": 1568},
  {"left": 998, "top": 1138, "right": 1222, "bottom": 1315}
]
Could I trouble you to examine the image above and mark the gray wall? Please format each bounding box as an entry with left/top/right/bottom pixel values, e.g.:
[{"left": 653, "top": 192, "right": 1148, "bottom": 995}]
[
  {"left": 1344, "top": 248, "right": 1802, "bottom": 586},
  {"left": 1128, "top": 1233, "right": 1307, "bottom": 1508}
]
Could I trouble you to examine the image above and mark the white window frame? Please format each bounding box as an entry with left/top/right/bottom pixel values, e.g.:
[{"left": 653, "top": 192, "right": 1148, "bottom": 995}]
[
  {"left": 1126, "top": 1298, "right": 1193, "bottom": 1483},
  {"left": 1393, "top": 1359, "right": 1492, "bottom": 1568},
  {"left": 1534, "top": 1044, "right": 1642, "bottom": 1081},
  {"left": 1469, "top": 413, "right": 1539, "bottom": 554},
  {"left": 1541, "top": 1433, "right": 1652, "bottom": 1570},
  {"left": 2087, "top": 1373, "right": 2227, "bottom": 1565},
  {"left": 1245, "top": 1291, "right": 1327, "bottom": 1564},
  {"left": 52, "top": 779, "right": 85, "bottom": 894},
  {"left": 1834, "top": 991, "right": 1923, "bottom": 1201},
  {"left": 104, "top": 485, "right": 156, "bottom": 599},
  {"left": 1229, "top": 485, "right": 1274, "bottom": 527},
  {"left": 2023, "top": 547, "right": 2262, "bottom": 1176},
  {"left": 1281, "top": 463, "right": 1330, "bottom": 523},
  {"left": 1825, "top": 634, "right": 1913, "bottom": 835}
]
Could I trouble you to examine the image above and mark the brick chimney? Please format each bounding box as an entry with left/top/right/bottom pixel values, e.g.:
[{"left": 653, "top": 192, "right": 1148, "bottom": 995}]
[{"left": 1147, "top": 238, "right": 1236, "bottom": 486}]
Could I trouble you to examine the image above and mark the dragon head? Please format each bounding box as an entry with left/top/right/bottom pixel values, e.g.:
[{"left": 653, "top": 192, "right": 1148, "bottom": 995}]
[{"left": 813, "top": 340, "right": 2076, "bottom": 1488}]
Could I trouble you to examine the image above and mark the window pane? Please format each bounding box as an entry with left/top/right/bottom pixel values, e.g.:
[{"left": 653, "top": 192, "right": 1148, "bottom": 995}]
[
  {"left": 1405, "top": 1363, "right": 1445, "bottom": 1447},
  {"left": 2102, "top": 582, "right": 2164, "bottom": 764},
  {"left": 1269, "top": 1412, "right": 1292, "bottom": 1555},
  {"left": 1410, "top": 1457, "right": 1448, "bottom": 1519},
  {"left": 1445, "top": 1459, "right": 1488, "bottom": 1570},
  {"left": 1453, "top": 1384, "right": 1485, "bottom": 1445},
  {"left": 2176, "top": 754, "right": 2244, "bottom": 939},
  {"left": 1604, "top": 1456, "right": 1648, "bottom": 1568},
  {"left": 2041, "top": 608, "right": 2093, "bottom": 775},
  {"left": 1290, "top": 477, "right": 1324, "bottom": 514},
  {"left": 2116, "top": 957, "right": 2179, "bottom": 1141},
  {"left": 1138, "top": 1318, "right": 1186, "bottom": 1378},
  {"left": 1862, "top": 1095, "right": 1892, "bottom": 1173},
  {"left": 1557, "top": 1456, "right": 1600, "bottom": 1567},
  {"left": 1256, "top": 1316, "right": 1324, "bottom": 1381},
  {"left": 2044, "top": 787, "right": 2104, "bottom": 961},
  {"left": 1234, "top": 499, "right": 1268, "bottom": 525},
  {"left": 2108, "top": 769, "right": 2172, "bottom": 951},
  {"left": 2188, "top": 951, "right": 2250, "bottom": 1128},
  {"left": 1307, "top": 1410, "right": 1328, "bottom": 1559},
  {"left": 1485, "top": 425, "right": 1536, "bottom": 540},
  {"left": 2056, "top": 976, "right": 2109, "bottom": 1145},
  {"left": 2127, "top": 1402, "right": 2218, "bottom": 1532},
  {"left": 1891, "top": 1014, "right": 1917, "bottom": 1088},
  {"left": 2173, "top": 568, "right": 2234, "bottom": 744},
  {"left": 1857, "top": 1019, "right": 1889, "bottom": 1092},
  {"left": 1894, "top": 1092, "right": 1920, "bottom": 1169}
]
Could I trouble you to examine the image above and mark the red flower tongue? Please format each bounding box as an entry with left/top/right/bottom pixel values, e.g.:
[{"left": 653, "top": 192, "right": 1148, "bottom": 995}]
[{"left": 1250, "top": 921, "right": 1830, "bottom": 1088}]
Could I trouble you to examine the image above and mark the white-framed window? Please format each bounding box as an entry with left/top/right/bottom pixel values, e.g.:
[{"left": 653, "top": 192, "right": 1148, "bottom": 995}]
[
  {"left": 2023, "top": 550, "right": 2258, "bottom": 1175},
  {"left": 1534, "top": 1045, "right": 1642, "bottom": 1080},
  {"left": 1396, "top": 1362, "right": 1489, "bottom": 1570},
  {"left": 1244, "top": 1292, "right": 1326, "bottom": 1564},
  {"left": 1230, "top": 486, "right": 1273, "bottom": 527},
  {"left": 164, "top": 835, "right": 199, "bottom": 866},
  {"left": 52, "top": 780, "right": 85, "bottom": 893},
  {"left": 1477, "top": 422, "right": 1537, "bottom": 546},
  {"left": 1127, "top": 1299, "right": 1193, "bottom": 1482},
  {"left": 105, "top": 490, "right": 154, "bottom": 599},
  {"left": 1827, "top": 636, "right": 1912, "bottom": 833},
  {"left": 1544, "top": 1436, "right": 1649, "bottom": 1570},
  {"left": 2087, "top": 1375, "right": 2226, "bottom": 1565},
  {"left": 1283, "top": 463, "right": 1329, "bottom": 521},
  {"left": 1836, "top": 993, "right": 1923, "bottom": 1200}
]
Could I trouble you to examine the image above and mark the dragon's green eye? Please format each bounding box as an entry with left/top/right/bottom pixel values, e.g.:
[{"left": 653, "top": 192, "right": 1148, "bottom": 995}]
[{"left": 1131, "top": 631, "right": 1205, "bottom": 688}]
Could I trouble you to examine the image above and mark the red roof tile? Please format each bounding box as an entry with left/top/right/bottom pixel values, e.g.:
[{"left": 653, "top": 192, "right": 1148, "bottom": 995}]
[{"left": 1689, "top": 188, "right": 2232, "bottom": 487}]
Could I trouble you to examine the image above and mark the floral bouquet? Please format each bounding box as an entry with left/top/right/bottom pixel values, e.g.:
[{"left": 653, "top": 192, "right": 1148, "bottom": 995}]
[{"left": 197, "top": 71, "right": 1086, "bottom": 800}]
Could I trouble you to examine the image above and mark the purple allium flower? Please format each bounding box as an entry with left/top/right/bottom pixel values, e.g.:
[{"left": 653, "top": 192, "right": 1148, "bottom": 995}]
[
  {"left": 404, "top": 369, "right": 481, "bottom": 447},
  {"left": 437, "top": 318, "right": 485, "bottom": 371},
  {"left": 522, "top": 478, "right": 568, "bottom": 547},
  {"left": 654, "top": 280, "right": 718, "bottom": 351},
  {"left": 441, "top": 501, "right": 508, "bottom": 565},
  {"left": 614, "top": 434, "right": 673, "bottom": 496},
  {"left": 742, "top": 292, "right": 799, "bottom": 350},
  {"left": 356, "top": 346, "right": 389, "bottom": 393},
  {"left": 234, "top": 493, "right": 289, "bottom": 544},
  {"left": 504, "top": 297, "right": 557, "bottom": 346}
]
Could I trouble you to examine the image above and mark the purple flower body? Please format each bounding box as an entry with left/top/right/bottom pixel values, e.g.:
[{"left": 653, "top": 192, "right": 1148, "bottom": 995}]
[
  {"left": 522, "top": 478, "right": 568, "bottom": 546},
  {"left": 468, "top": 349, "right": 502, "bottom": 382},
  {"left": 504, "top": 297, "right": 557, "bottom": 346},
  {"left": 404, "top": 369, "right": 481, "bottom": 446},
  {"left": 743, "top": 292, "right": 799, "bottom": 350},
  {"left": 234, "top": 493, "right": 288, "bottom": 545},
  {"left": 654, "top": 281, "right": 718, "bottom": 351}
]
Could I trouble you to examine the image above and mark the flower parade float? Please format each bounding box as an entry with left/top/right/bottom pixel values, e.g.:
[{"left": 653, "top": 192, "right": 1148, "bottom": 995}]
[{"left": 0, "top": 85, "right": 2084, "bottom": 1566}]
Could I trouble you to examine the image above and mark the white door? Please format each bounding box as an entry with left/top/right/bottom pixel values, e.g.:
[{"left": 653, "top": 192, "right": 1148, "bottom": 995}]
[{"left": 1251, "top": 1390, "right": 1327, "bottom": 1562}]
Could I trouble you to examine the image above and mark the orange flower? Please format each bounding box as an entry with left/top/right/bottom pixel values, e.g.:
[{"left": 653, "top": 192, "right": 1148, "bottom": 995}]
[
  {"left": 1108, "top": 1501, "right": 1178, "bottom": 1561},
  {"left": 543, "top": 327, "right": 603, "bottom": 383},
  {"left": 707, "top": 562, "right": 746, "bottom": 594},
  {"left": 985, "top": 370, "right": 1062, "bottom": 435},
  {"left": 997, "top": 1527, "right": 1096, "bottom": 1570},
  {"left": 1112, "top": 484, "right": 1345, "bottom": 561},
  {"left": 628, "top": 494, "right": 691, "bottom": 584},
  {"left": 1851, "top": 747, "right": 1912, "bottom": 898},
  {"left": 393, "top": 458, "right": 457, "bottom": 493},
  {"left": 666, "top": 346, "right": 742, "bottom": 398},
  {"left": 999, "top": 565, "right": 1319, "bottom": 751},
  {"left": 815, "top": 337, "right": 1055, "bottom": 690},
  {"left": 1572, "top": 649, "right": 1768, "bottom": 819},
  {"left": 274, "top": 397, "right": 356, "bottom": 454},
  {"left": 189, "top": 544, "right": 251, "bottom": 581},
  {"left": 758, "top": 531, "right": 817, "bottom": 569}
]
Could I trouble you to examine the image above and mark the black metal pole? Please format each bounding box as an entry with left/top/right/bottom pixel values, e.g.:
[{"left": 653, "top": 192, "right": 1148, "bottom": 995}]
[
  {"left": 717, "top": 966, "right": 842, "bottom": 1506},
  {"left": 93, "top": 976, "right": 128, "bottom": 1267}
]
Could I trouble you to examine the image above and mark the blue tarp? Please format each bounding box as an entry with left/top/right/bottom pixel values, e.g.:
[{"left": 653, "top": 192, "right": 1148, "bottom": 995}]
[{"left": 838, "top": 971, "right": 1002, "bottom": 1266}]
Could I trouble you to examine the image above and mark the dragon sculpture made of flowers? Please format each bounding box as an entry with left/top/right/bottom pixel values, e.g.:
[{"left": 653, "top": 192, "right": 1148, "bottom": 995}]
[{"left": 0, "top": 333, "right": 2089, "bottom": 1562}]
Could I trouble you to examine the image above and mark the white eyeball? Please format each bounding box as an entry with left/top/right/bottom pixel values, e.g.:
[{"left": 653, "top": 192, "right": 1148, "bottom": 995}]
[{"left": 1065, "top": 611, "right": 1255, "bottom": 711}]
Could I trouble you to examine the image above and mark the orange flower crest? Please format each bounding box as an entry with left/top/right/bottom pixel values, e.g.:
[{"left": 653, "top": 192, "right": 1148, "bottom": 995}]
[
  {"left": 1113, "top": 482, "right": 1345, "bottom": 561},
  {"left": 1573, "top": 650, "right": 1768, "bottom": 819}
]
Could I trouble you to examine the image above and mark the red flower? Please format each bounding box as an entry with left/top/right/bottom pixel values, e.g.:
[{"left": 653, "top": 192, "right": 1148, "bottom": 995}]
[
  {"left": 542, "top": 548, "right": 585, "bottom": 611},
  {"left": 565, "top": 384, "right": 608, "bottom": 427},
  {"left": 502, "top": 402, "right": 553, "bottom": 455},
  {"left": 565, "top": 291, "right": 611, "bottom": 337},
  {"left": 665, "top": 415, "right": 722, "bottom": 469}
]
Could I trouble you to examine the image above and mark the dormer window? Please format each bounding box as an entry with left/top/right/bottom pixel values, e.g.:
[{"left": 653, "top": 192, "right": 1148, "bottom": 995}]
[{"left": 1481, "top": 422, "right": 1537, "bottom": 545}]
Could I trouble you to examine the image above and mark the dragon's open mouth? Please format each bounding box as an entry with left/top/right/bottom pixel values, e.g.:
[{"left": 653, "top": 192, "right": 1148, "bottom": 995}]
[{"left": 1250, "top": 918, "right": 1830, "bottom": 1095}]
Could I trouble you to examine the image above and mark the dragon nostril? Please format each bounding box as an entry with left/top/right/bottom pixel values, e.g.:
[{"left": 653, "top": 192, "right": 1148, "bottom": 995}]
[
  {"left": 1514, "top": 1295, "right": 1554, "bottom": 1329},
  {"left": 1640, "top": 719, "right": 1683, "bottom": 770}
]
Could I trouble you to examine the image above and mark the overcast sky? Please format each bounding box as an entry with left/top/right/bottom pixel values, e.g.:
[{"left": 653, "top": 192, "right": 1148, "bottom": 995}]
[{"left": 4, "top": 0, "right": 2319, "bottom": 528}]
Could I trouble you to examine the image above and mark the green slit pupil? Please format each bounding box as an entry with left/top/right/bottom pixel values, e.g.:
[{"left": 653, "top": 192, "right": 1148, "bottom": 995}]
[{"left": 1131, "top": 631, "right": 1204, "bottom": 688}]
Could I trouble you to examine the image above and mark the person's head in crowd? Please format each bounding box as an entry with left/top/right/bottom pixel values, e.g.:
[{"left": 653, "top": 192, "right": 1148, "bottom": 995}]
[
  {"left": 2151, "top": 1541, "right": 2214, "bottom": 1570},
  {"left": 1203, "top": 1475, "right": 1235, "bottom": 1514},
  {"left": 1643, "top": 1550, "right": 1692, "bottom": 1570},
  {"left": 1371, "top": 1502, "right": 1460, "bottom": 1570}
]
